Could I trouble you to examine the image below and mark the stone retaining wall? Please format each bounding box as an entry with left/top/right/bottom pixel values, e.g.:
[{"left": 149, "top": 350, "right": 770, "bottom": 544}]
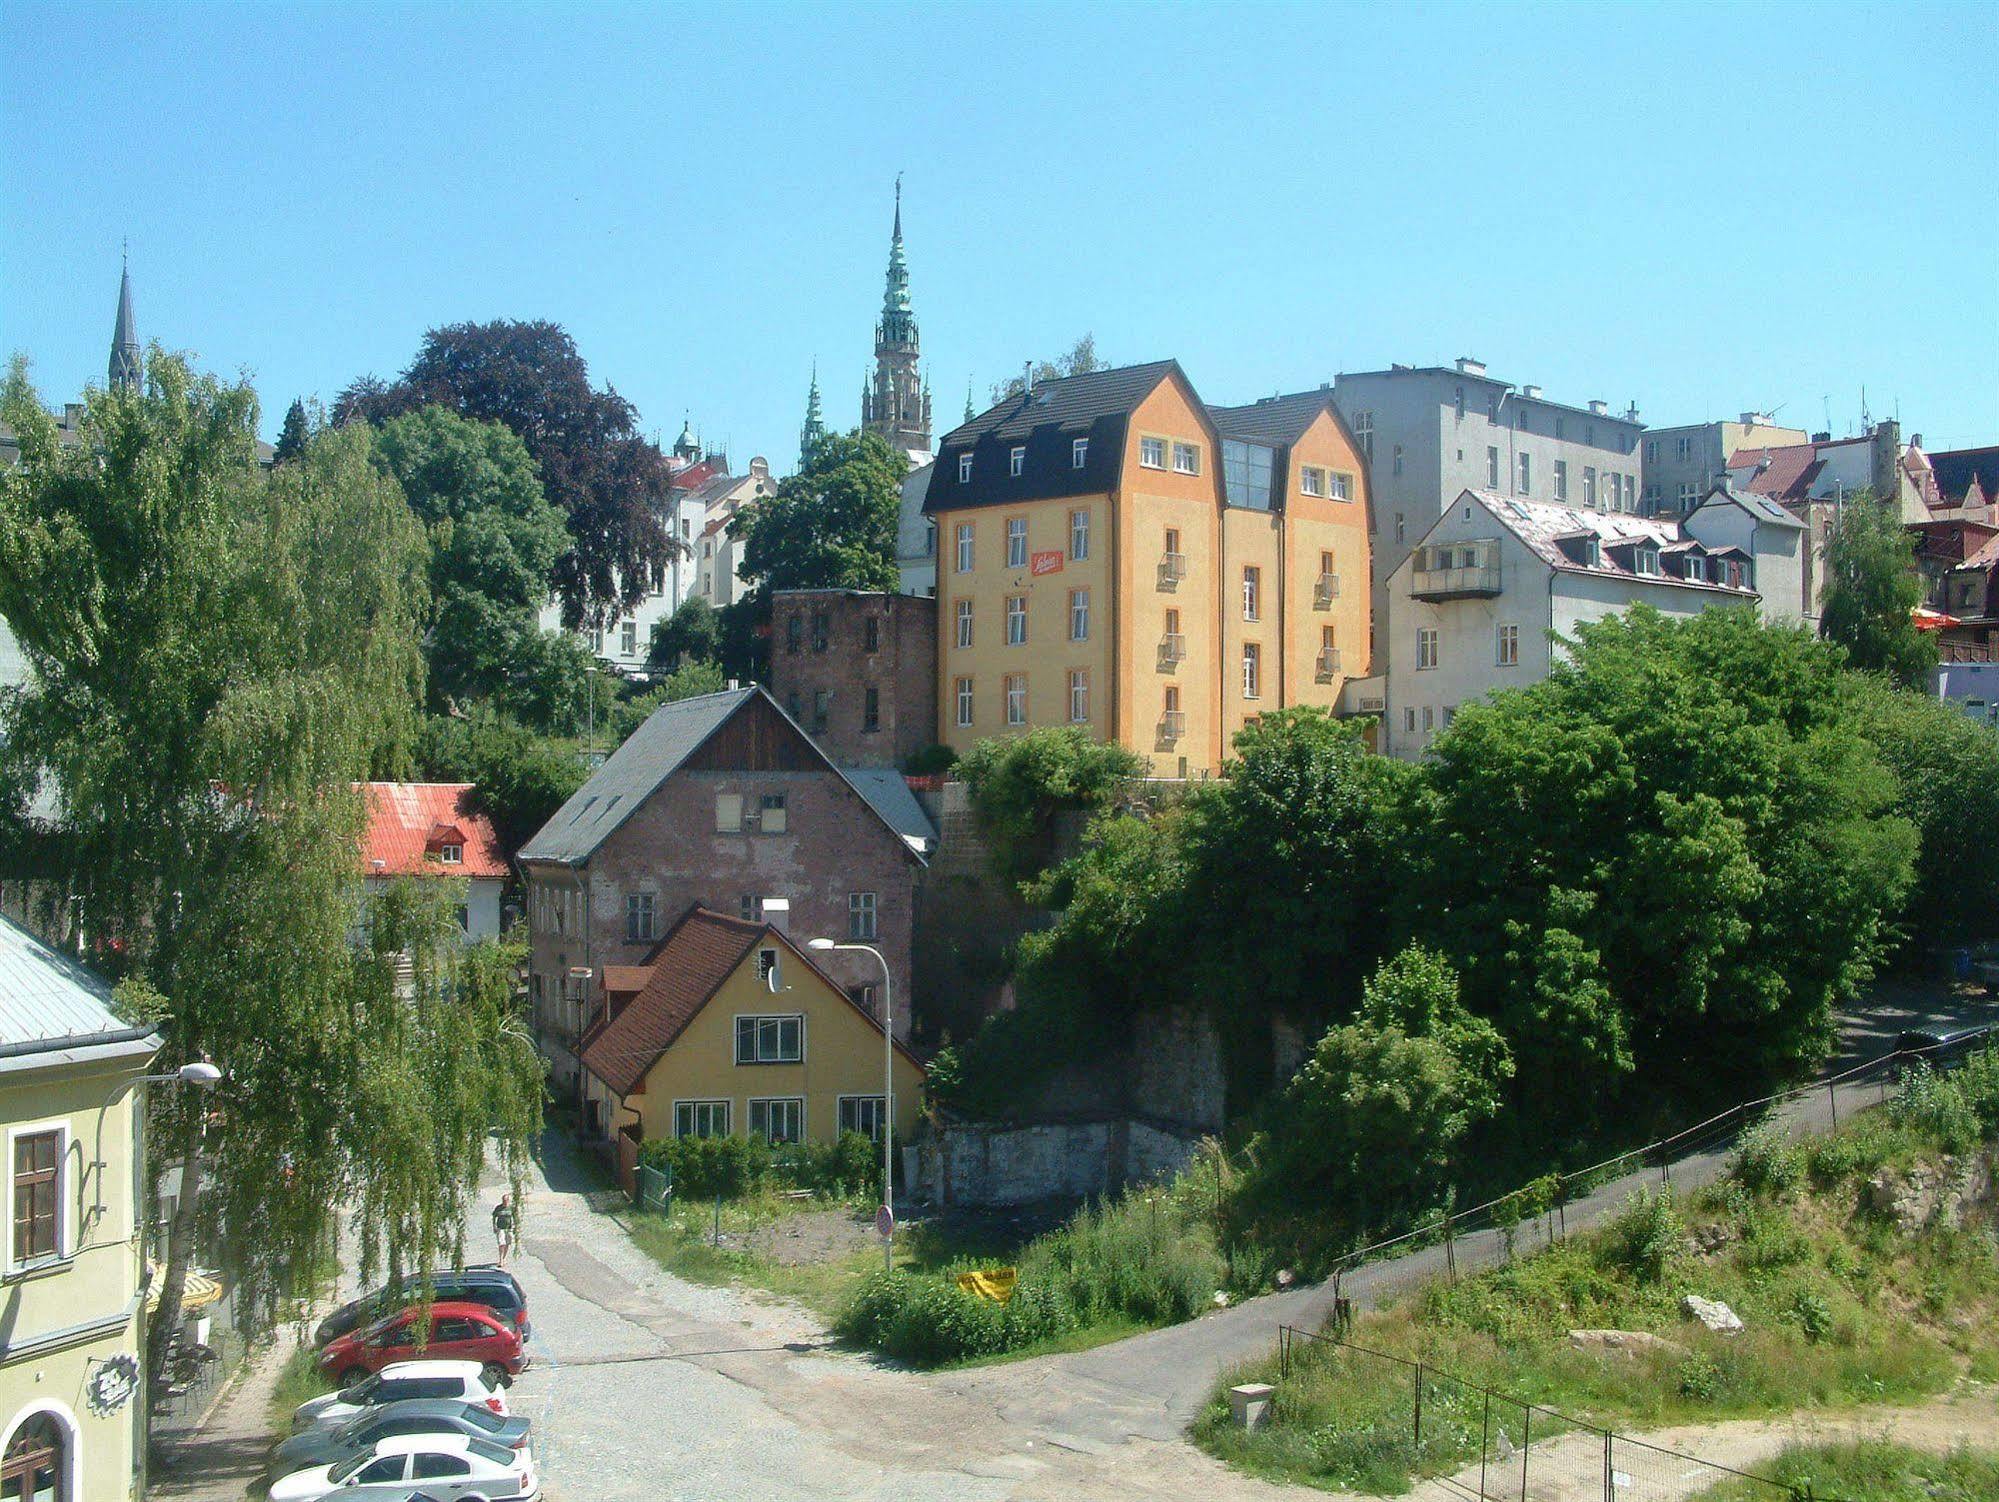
[{"left": 917, "top": 1116, "right": 1203, "bottom": 1207}]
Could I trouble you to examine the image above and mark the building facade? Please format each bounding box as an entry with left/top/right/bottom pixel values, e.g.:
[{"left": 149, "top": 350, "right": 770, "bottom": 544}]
[
  {"left": 768, "top": 591, "right": 938, "bottom": 768},
  {"left": 0, "top": 917, "right": 158, "bottom": 1502},
  {"left": 359, "top": 783, "right": 509, "bottom": 940},
  {"left": 924, "top": 364, "right": 1372, "bottom": 778},
  {"left": 1383, "top": 489, "right": 1778, "bottom": 758},
  {"left": 576, "top": 907, "right": 924, "bottom": 1180},
  {"left": 1641, "top": 413, "right": 1809, "bottom": 518},
  {"left": 895, "top": 460, "right": 938, "bottom": 597},
  {"left": 1331, "top": 360, "right": 1645, "bottom": 630},
  {"left": 518, "top": 688, "right": 929, "bottom": 1112}
]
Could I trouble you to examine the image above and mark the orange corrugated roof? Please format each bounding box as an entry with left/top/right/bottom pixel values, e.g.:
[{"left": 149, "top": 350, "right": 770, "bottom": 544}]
[{"left": 359, "top": 783, "right": 508, "bottom": 879}]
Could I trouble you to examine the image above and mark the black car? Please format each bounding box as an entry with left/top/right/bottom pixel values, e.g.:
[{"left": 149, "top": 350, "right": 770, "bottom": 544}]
[
  {"left": 316, "top": 1267, "right": 529, "bottom": 1349},
  {"left": 1895, "top": 1023, "right": 1996, "bottom": 1064},
  {"left": 268, "top": 1398, "right": 531, "bottom": 1481}
]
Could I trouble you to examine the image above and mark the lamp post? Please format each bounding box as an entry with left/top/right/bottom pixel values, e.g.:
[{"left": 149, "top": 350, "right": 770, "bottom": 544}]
[{"left": 807, "top": 937, "right": 895, "bottom": 1273}]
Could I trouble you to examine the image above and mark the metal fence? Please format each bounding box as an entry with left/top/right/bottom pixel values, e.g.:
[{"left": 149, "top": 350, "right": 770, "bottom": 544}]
[{"left": 1274, "top": 1328, "right": 1844, "bottom": 1502}]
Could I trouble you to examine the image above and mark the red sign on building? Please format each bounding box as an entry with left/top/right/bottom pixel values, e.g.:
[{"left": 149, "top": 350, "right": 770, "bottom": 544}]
[{"left": 1030, "top": 550, "right": 1065, "bottom": 576}]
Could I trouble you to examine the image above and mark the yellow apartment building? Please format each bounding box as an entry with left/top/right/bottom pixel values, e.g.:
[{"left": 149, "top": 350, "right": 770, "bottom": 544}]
[
  {"left": 0, "top": 915, "right": 161, "bottom": 1502},
  {"left": 924, "top": 363, "right": 1372, "bottom": 775}
]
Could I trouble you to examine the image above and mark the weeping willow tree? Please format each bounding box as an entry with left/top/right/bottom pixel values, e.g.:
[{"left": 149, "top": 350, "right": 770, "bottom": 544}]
[{"left": 0, "top": 352, "right": 543, "bottom": 1383}]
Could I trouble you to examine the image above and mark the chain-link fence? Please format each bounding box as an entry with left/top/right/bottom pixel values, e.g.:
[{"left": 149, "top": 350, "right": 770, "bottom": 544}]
[{"left": 1274, "top": 1328, "right": 1850, "bottom": 1502}]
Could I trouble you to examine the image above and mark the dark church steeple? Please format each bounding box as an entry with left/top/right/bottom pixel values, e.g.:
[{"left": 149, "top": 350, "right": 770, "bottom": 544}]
[
  {"left": 108, "top": 248, "right": 141, "bottom": 394},
  {"left": 861, "top": 178, "right": 931, "bottom": 457}
]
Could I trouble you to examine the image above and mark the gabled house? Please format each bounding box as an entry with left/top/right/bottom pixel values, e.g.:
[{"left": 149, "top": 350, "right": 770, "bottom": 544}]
[
  {"left": 518, "top": 687, "right": 930, "bottom": 1102},
  {"left": 1384, "top": 489, "right": 1780, "bottom": 758},
  {"left": 359, "top": 783, "right": 508, "bottom": 940},
  {"left": 577, "top": 905, "right": 925, "bottom": 1181}
]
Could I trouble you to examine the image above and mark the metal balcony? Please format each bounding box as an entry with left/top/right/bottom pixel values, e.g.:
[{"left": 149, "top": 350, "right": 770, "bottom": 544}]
[
  {"left": 1315, "top": 571, "right": 1341, "bottom": 605},
  {"left": 1157, "top": 711, "right": 1186, "bottom": 744},
  {"left": 1158, "top": 552, "right": 1187, "bottom": 589},
  {"left": 1317, "top": 647, "right": 1343, "bottom": 677},
  {"left": 1409, "top": 562, "right": 1501, "bottom": 600},
  {"left": 1158, "top": 633, "right": 1186, "bottom": 666}
]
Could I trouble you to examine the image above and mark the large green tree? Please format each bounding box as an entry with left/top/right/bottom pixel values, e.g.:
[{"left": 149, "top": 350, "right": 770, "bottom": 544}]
[
  {"left": 647, "top": 594, "right": 721, "bottom": 673},
  {"left": 731, "top": 429, "right": 904, "bottom": 595},
  {"left": 989, "top": 334, "right": 1106, "bottom": 403},
  {"left": 336, "top": 320, "right": 674, "bottom": 626},
  {"left": 1820, "top": 492, "right": 1936, "bottom": 687},
  {"left": 374, "top": 407, "right": 569, "bottom": 708},
  {"left": 0, "top": 356, "right": 542, "bottom": 1379}
]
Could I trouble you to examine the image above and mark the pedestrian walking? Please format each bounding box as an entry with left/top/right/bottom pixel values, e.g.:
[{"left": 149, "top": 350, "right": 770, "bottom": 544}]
[{"left": 492, "top": 1193, "right": 515, "bottom": 1263}]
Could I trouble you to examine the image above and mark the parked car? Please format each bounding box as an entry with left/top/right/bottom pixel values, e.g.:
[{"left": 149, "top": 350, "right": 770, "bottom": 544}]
[
  {"left": 319, "top": 1302, "right": 527, "bottom": 1388},
  {"left": 1896, "top": 1023, "right": 1996, "bottom": 1064},
  {"left": 268, "top": 1432, "right": 538, "bottom": 1502},
  {"left": 294, "top": 1362, "right": 509, "bottom": 1433},
  {"left": 317, "top": 1267, "right": 529, "bottom": 1348},
  {"left": 269, "top": 1398, "right": 531, "bottom": 1481}
]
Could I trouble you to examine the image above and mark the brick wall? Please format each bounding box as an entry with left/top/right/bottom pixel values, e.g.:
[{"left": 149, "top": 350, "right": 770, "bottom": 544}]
[{"left": 768, "top": 591, "right": 937, "bottom": 768}]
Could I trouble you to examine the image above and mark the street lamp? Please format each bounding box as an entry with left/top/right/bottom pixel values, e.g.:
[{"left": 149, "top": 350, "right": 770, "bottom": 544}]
[
  {"left": 807, "top": 937, "right": 896, "bottom": 1273},
  {"left": 107, "top": 1059, "right": 223, "bottom": 1106}
]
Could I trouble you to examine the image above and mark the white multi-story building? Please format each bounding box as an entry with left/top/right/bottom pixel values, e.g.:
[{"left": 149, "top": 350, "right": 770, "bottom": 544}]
[{"left": 1383, "top": 487, "right": 1800, "bottom": 758}]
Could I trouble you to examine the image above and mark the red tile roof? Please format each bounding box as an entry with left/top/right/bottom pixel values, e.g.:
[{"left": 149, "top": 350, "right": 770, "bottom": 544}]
[
  {"left": 1729, "top": 443, "right": 1824, "bottom": 504},
  {"left": 359, "top": 783, "right": 508, "bottom": 879},
  {"left": 579, "top": 907, "right": 769, "bottom": 1096}
]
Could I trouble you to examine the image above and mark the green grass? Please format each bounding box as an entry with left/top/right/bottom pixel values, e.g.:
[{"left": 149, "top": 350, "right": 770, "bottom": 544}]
[
  {"left": 1193, "top": 1101, "right": 1999, "bottom": 1495},
  {"left": 1692, "top": 1440, "right": 1999, "bottom": 1502},
  {"left": 268, "top": 1343, "right": 336, "bottom": 1431}
]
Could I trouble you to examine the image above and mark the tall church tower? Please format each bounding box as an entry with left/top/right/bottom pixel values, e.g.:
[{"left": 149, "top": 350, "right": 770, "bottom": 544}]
[
  {"left": 861, "top": 179, "right": 931, "bottom": 457},
  {"left": 799, "top": 362, "right": 827, "bottom": 470},
  {"left": 108, "top": 250, "right": 141, "bottom": 394}
]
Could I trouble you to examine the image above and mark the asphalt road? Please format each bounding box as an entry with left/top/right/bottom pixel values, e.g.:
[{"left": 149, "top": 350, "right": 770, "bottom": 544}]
[{"left": 493, "top": 980, "right": 1996, "bottom": 1499}]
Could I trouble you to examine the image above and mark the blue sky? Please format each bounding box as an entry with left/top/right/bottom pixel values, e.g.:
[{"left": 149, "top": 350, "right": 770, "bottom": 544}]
[{"left": 5, "top": 1, "right": 1995, "bottom": 463}]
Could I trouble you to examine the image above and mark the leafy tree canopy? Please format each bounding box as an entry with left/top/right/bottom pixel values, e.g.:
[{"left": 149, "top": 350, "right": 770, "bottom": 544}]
[
  {"left": 274, "top": 397, "right": 311, "bottom": 465},
  {"left": 0, "top": 354, "right": 540, "bottom": 1378},
  {"left": 648, "top": 594, "right": 722, "bottom": 673},
  {"left": 731, "top": 428, "right": 904, "bottom": 596},
  {"left": 336, "top": 320, "right": 673, "bottom": 627},
  {"left": 1820, "top": 492, "right": 1936, "bottom": 687},
  {"left": 990, "top": 334, "right": 1105, "bottom": 403},
  {"left": 415, "top": 709, "right": 586, "bottom": 858},
  {"left": 960, "top": 725, "right": 1146, "bottom": 889}
]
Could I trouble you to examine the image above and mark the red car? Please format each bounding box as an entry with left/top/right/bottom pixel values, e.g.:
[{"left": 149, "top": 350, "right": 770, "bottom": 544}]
[{"left": 317, "top": 1301, "right": 528, "bottom": 1388}]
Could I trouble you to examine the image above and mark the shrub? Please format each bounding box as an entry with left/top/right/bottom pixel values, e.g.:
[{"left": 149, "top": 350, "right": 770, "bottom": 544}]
[
  {"left": 1676, "top": 1351, "right": 1722, "bottom": 1401},
  {"left": 1727, "top": 1119, "right": 1801, "bottom": 1196},
  {"left": 1890, "top": 1064, "right": 1982, "bottom": 1154},
  {"left": 1787, "top": 1290, "right": 1833, "bottom": 1344},
  {"left": 958, "top": 726, "right": 1145, "bottom": 885},
  {"left": 1599, "top": 1190, "right": 1682, "bottom": 1283},
  {"left": 640, "top": 1133, "right": 773, "bottom": 1200},
  {"left": 773, "top": 1132, "right": 881, "bottom": 1200},
  {"left": 903, "top": 744, "right": 958, "bottom": 776}
]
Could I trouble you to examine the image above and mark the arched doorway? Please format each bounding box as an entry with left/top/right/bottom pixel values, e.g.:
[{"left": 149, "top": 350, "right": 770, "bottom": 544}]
[{"left": 1, "top": 1411, "right": 69, "bottom": 1502}]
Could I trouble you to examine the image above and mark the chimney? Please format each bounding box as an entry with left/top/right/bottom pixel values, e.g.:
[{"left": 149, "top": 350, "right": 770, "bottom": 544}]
[
  {"left": 62, "top": 402, "right": 84, "bottom": 429},
  {"left": 1624, "top": 404, "right": 1641, "bottom": 423},
  {"left": 1454, "top": 356, "right": 1486, "bottom": 376},
  {"left": 1521, "top": 384, "right": 1543, "bottom": 399},
  {"left": 1812, "top": 432, "right": 1831, "bottom": 444},
  {"left": 1022, "top": 361, "right": 1034, "bottom": 396},
  {"left": 1871, "top": 419, "right": 1901, "bottom": 500},
  {"left": 1588, "top": 399, "right": 1609, "bottom": 416}
]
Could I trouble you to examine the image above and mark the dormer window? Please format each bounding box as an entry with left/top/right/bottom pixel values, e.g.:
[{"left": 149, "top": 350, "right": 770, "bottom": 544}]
[
  {"left": 958, "top": 453, "right": 972, "bottom": 483},
  {"left": 1635, "top": 546, "right": 1661, "bottom": 578},
  {"left": 1010, "top": 446, "right": 1025, "bottom": 477},
  {"left": 440, "top": 843, "right": 463, "bottom": 864},
  {"left": 1683, "top": 555, "right": 1707, "bottom": 583}
]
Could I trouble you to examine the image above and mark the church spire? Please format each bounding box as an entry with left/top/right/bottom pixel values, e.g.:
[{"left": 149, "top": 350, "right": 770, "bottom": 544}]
[
  {"left": 108, "top": 245, "right": 141, "bottom": 394},
  {"left": 863, "top": 177, "right": 930, "bottom": 456},
  {"left": 799, "top": 361, "right": 826, "bottom": 470}
]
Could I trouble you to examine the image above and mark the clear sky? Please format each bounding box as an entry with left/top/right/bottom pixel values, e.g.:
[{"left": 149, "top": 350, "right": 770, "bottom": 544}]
[{"left": 4, "top": 1, "right": 1995, "bottom": 463}]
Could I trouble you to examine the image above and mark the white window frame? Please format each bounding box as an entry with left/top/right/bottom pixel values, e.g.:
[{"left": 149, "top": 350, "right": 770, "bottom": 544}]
[
  {"left": 672, "top": 1100, "right": 731, "bottom": 1139},
  {"left": 1071, "top": 438, "right": 1088, "bottom": 469},
  {"left": 1553, "top": 460, "right": 1568, "bottom": 501},
  {"left": 1171, "top": 441, "right": 1200, "bottom": 475},
  {"left": 848, "top": 891, "right": 878, "bottom": 941},
  {"left": 1069, "top": 508, "right": 1090, "bottom": 560},
  {"left": 439, "top": 843, "right": 462, "bottom": 865},
  {"left": 958, "top": 453, "right": 972, "bottom": 483},
  {"left": 734, "top": 1013, "right": 805, "bottom": 1065},
  {"left": 1006, "top": 517, "right": 1027, "bottom": 567},
  {"left": 1635, "top": 547, "right": 1661, "bottom": 578},
  {"left": 1069, "top": 588, "right": 1089, "bottom": 642},
  {"left": 1005, "top": 674, "right": 1027, "bottom": 726},
  {"left": 1417, "top": 628, "right": 1439, "bottom": 671},
  {"left": 1496, "top": 623, "right": 1519, "bottom": 667},
  {"left": 1006, "top": 595, "right": 1027, "bottom": 646},
  {"left": 1242, "top": 642, "right": 1261, "bottom": 700},
  {"left": 1583, "top": 467, "right": 1597, "bottom": 507},
  {"left": 1329, "top": 471, "right": 1352, "bottom": 501},
  {"left": 1139, "top": 436, "right": 1165, "bottom": 469},
  {"left": 955, "top": 523, "right": 974, "bottom": 573},
  {"left": 748, "top": 1097, "right": 805, "bottom": 1145},
  {"left": 1517, "top": 451, "right": 1531, "bottom": 494},
  {"left": 837, "top": 1094, "right": 891, "bottom": 1142},
  {"left": 1242, "top": 566, "right": 1260, "bottom": 622},
  {"left": 955, "top": 676, "right": 973, "bottom": 727},
  {"left": 1009, "top": 446, "right": 1025, "bottom": 478},
  {"left": 1487, "top": 447, "right": 1500, "bottom": 487},
  {"left": 6, "top": 1120, "right": 72, "bottom": 1272},
  {"left": 955, "top": 599, "right": 973, "bottom": 649},
  {"left": 624, "top": 891, "right": 656, "bottom": 942},
  {"left": 1068, "top": 669, "right": 1088, "bottom": 723},
  {"left": 1300, "top": 466, "right": 1324, "bottom": 497}
]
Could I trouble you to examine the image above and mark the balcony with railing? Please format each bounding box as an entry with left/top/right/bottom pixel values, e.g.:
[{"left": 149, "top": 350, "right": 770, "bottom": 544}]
[
  {"left": 1156, "top": 710, "right": 1186, "bottom": 745},
  {"left": 1316, "top": 646, "right": 1343, "bottom": 679},
  {"left": 1158, "top": 552, "right": 1187, "bottom": 589},
  {"left": 1315, "top": 571, "right": 1341, "bottom": 606},
  {"left": 1158, "top": 632, "right": 1186, "bottom": 668},
  {"left": 1409, "top": 540, "right": 1501, "bottom": 600}
]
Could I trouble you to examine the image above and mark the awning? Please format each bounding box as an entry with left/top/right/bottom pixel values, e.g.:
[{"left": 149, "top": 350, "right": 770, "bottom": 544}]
[
  {"left": 1913, "top": 606, "right": 1960, "bottom": 631},
  {"left": 147, "top": 1269, "right": 223, "bottom": 1315}
]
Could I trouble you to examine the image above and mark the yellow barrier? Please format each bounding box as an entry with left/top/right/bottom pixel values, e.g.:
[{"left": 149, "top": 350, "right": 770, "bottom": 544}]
[{"left": 955, "top": 1267, "right": 1018, "bottom": 1304}]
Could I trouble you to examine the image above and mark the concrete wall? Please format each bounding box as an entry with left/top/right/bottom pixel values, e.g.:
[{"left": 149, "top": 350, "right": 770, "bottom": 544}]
[{"left": 918, "top": 1116, "right": 1202, "bottom": 1207}]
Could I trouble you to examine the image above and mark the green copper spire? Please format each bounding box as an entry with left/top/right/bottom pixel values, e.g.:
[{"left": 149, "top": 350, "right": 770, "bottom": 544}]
[
  {"left": 799, "top": 362, "right": 827, "bottom": 469},
  {"left": 965, "top": 379, "right": 976, "bottom": 424}
]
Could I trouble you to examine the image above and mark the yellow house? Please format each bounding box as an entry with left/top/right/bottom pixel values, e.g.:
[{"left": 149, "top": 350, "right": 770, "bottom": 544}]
[
  {"left": 576, "top": 905, "right": 924, "bottom": 1177},
  {"left": 0, "top": 915, "right": 160, "bottom": 1502},
  {"left": 925, "top": 363, "right": 1373, "bottom": 777}
]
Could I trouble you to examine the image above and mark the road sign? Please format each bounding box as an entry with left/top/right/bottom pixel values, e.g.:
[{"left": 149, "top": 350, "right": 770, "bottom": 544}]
[{"left": 875, "top": 1204, "right": 895, "bottom": 1239}]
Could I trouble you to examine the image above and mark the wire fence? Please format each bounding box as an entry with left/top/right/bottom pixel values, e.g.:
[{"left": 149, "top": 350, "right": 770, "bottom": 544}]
[
  {"left": 1275, "top": 1327, "right": 1847, "bottom": 1502},
  {"left": 1307, "top": 1029, "right": 1989, "bottom": 1288}
]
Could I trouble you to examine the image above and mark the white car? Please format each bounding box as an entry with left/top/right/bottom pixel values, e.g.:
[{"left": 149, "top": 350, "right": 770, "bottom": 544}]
[
  {"left": 269, "top": 1432, "right": 539, "bottom": 1502},
  {"left": 294, "top": 1361, "right": 509, "bottom": 1434}
]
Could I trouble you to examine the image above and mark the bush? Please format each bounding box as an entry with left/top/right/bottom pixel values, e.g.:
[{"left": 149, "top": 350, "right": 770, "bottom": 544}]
[
  {"left": 1599, "top": 1190, "right": 1682, "bottom": 1283},
  {"left": 834, "top": 1270, "right": 1007, "bottom": 1366},
  {"left": 772, "top": 1132, "right": 881, "bottom": 1200},
  {"left": 640, "top": 1133, "right": 773, "bottom": 1200},
  {"left": 1890, "top": 1064, "right": 1983, "bottom": 1154},
  {"left": 902, "top": 744, "right": 958, "bottom": 776},
  {"left": 958, "top": 726, "right": 1145, "bottom": 885},
  {"left": 1728, "top": 1118, "right": 1802, "bottom": 1196}
]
